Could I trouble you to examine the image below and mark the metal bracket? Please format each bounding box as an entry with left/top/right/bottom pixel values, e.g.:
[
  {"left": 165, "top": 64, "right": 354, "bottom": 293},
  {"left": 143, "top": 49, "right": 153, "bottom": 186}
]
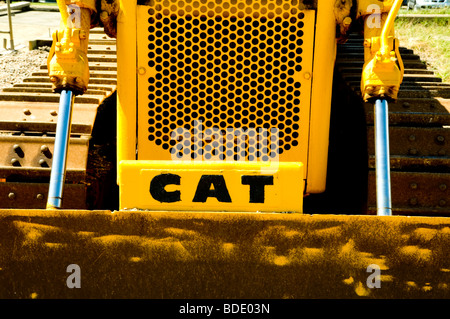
[{"left": 0, "top": 134, "right": 90, "bottom": 172}]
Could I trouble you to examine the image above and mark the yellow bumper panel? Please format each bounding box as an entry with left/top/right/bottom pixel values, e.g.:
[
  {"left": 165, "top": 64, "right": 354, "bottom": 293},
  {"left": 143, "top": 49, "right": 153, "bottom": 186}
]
[{"left": 118, "top": 160, "right": 304, "bottom": 212}]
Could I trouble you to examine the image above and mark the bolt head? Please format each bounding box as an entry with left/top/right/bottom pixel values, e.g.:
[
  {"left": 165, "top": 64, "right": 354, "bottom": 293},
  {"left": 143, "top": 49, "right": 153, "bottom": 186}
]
[
  {"left": 343, "top": 17, "right": 352, "bottom": 27},
  {"left": 138, "top": 67, "right": 146, "bottom": 75},
  {"left": 100, "top": 11, "right": 109, "bottom": 20},
  {"left": 8, "top": 192, "right": 15, "bottom": 200},
  {"left": 10, "top": 158, "right": 20, "bottom": 166}
]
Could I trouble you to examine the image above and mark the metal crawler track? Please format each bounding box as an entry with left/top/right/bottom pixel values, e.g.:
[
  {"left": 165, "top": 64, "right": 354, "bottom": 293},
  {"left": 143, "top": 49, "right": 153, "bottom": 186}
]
[
  {"left": 334, "top": 33, "right": 450, "bottom": 216},
  {"left": 0, "top": 29, "right": 117, "bottom": 209}
]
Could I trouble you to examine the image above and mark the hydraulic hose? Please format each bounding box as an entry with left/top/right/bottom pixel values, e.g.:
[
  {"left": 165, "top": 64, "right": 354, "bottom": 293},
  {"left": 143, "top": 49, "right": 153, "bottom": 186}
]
[
  {"left": 380, "top": 0, "right": 402, "bottom": 57},
  {"left": 57, "top": 0, "right": 70, "bottom": 29}
]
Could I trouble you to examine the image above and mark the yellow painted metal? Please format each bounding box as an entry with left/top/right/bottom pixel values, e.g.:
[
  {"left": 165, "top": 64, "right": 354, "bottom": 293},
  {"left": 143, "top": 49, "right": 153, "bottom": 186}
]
[
  {"left": 118, "top": 1, "right": 339, "bottom": 212},
  {"left": 333, "top": 0, "right": 353, "bottom": 39},
  {"left": 119, "top": 160, "right": 304, "bottom": 212},
  {"left": 48, "top": 0, "right": 95, "bottom": 95},
  {"left": 305, "top": 0, "right": 336, "bottom": 194},
  {"left": 136, "top": 4, "right": 315, "bottom": 165},
  {"left": 136, "top": 5, "right": 169, "bottom": 161},
  {"left": 360, "top": 0, "right": 404, "bottom": 101},
  {"left": 116, "top": 0, "right": 137, "bottom": 178}
]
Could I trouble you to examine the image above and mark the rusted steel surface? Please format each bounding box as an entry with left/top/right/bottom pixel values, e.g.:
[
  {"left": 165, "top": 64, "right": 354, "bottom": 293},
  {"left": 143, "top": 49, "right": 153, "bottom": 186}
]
[
  {"left": 0, "top": 27, "right": 117, "bottom": 209},
  {"left": 368, "top": 156, "right": 450, "bottom": 172},
  {"left": 367, "top": 126, "right": 449, "bottom": 157},
  {"left": 368, "top": 171, "right": 450, "bottom": 216},
  {"left": 0, "top": 167, "right": 85, "bottom": 182},
  {"left": 0, "top": 183, "right": 86, "bottom": 209},
  {"left": 12, "top": 83, "right": 117, "bottom": 92},
  {"left": 364, "top": 98, "right": 450, "bottom": 126},
  {"left": 22, "top": 75, "right": 117, "bottom": 85},
  {"left": 0, "top": 101, "right": 98, "bottom": 134},
  {"left": 336, "top": 33, "right": 450, "bottom": 215},
  {"left": 0, "top": 135, "right": 90, "bottom": 170}
]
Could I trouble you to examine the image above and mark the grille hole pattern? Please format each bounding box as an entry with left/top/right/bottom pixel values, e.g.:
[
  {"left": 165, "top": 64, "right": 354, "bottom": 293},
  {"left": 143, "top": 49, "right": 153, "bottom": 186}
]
[{"left": 147, "top": 0, "right": 304, "bottom": 160}]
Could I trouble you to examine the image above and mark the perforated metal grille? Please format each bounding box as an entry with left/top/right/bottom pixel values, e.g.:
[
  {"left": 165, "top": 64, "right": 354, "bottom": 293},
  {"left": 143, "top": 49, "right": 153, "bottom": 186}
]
[{"left": 146, "top": 0, "right": 306, "bottom": 160}]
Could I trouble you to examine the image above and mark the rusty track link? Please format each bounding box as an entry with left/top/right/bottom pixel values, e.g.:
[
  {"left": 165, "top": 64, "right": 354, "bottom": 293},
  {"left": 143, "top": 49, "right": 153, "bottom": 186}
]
[
  {"left": 334, "top": 33, "right": 450, "bottom": 216},
  {"left": 0, "top": 29, "right": 117, "bottom": 209}
]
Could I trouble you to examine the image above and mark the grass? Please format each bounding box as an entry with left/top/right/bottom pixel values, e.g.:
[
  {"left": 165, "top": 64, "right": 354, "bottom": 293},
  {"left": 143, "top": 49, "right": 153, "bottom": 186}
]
[
  {"left": 395, "top": 14, "right": 450, "bottom": 82},
  {"left": 399, "top": 7, "right": 450, "bottom": 14}
]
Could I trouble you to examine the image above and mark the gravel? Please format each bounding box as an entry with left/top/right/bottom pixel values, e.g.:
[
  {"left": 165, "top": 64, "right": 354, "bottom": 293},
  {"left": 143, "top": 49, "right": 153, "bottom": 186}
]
[{"left": 0, "top": 47, "right": 50, "bottom": 91}]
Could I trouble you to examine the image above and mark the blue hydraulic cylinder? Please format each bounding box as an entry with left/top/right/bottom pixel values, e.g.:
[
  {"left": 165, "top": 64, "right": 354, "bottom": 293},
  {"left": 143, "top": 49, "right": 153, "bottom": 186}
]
[
  {"left": 374, "top": 99, "right": 392, "bottom": 216},
  {"left": 46, "top": 90, "right": 75, "bottom": 209}
]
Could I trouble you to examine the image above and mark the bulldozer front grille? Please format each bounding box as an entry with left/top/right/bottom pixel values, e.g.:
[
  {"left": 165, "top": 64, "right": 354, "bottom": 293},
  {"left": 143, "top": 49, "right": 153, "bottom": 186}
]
[{"left": 137, "top": 1, "right": 315, "bottom": 162}]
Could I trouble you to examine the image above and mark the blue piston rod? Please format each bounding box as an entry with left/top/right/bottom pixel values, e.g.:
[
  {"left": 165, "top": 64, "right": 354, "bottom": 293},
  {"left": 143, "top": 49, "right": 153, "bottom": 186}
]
[
  {"left": 46, "top": 90, "right": 75, "bottom": 209},
  {"left": 374, "top": 99, "right": 392, "bottom": 216}
]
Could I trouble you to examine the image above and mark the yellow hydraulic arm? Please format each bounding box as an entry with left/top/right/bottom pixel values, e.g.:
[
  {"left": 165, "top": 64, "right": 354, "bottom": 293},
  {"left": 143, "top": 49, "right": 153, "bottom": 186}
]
[
  {"left": 45, "top": 0, "right": 97, "bottom": 209},
  {"left": 357, "top": 0, "right": 404, "bottom": 101},
  {"left": 47, "top": 0, "right": 97, "bottom": 95}
]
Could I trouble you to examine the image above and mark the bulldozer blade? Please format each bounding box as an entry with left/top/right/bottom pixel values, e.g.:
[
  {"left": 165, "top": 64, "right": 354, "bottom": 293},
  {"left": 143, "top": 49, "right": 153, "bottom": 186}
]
[{"left": 1, "top": 209, "right": 450, "bottom": 299}]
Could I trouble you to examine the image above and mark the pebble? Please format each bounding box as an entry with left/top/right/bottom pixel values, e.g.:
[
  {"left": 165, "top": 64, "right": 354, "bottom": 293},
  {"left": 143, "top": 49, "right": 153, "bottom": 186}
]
[{"left": 0, "top": 47, "right": 50, "bottom": 90}]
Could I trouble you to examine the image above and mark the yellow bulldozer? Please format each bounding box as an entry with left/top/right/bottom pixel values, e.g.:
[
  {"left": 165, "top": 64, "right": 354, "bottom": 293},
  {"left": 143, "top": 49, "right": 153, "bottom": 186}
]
[{"left": 0, "top": 0, "right": 449, "bottom": 299}]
